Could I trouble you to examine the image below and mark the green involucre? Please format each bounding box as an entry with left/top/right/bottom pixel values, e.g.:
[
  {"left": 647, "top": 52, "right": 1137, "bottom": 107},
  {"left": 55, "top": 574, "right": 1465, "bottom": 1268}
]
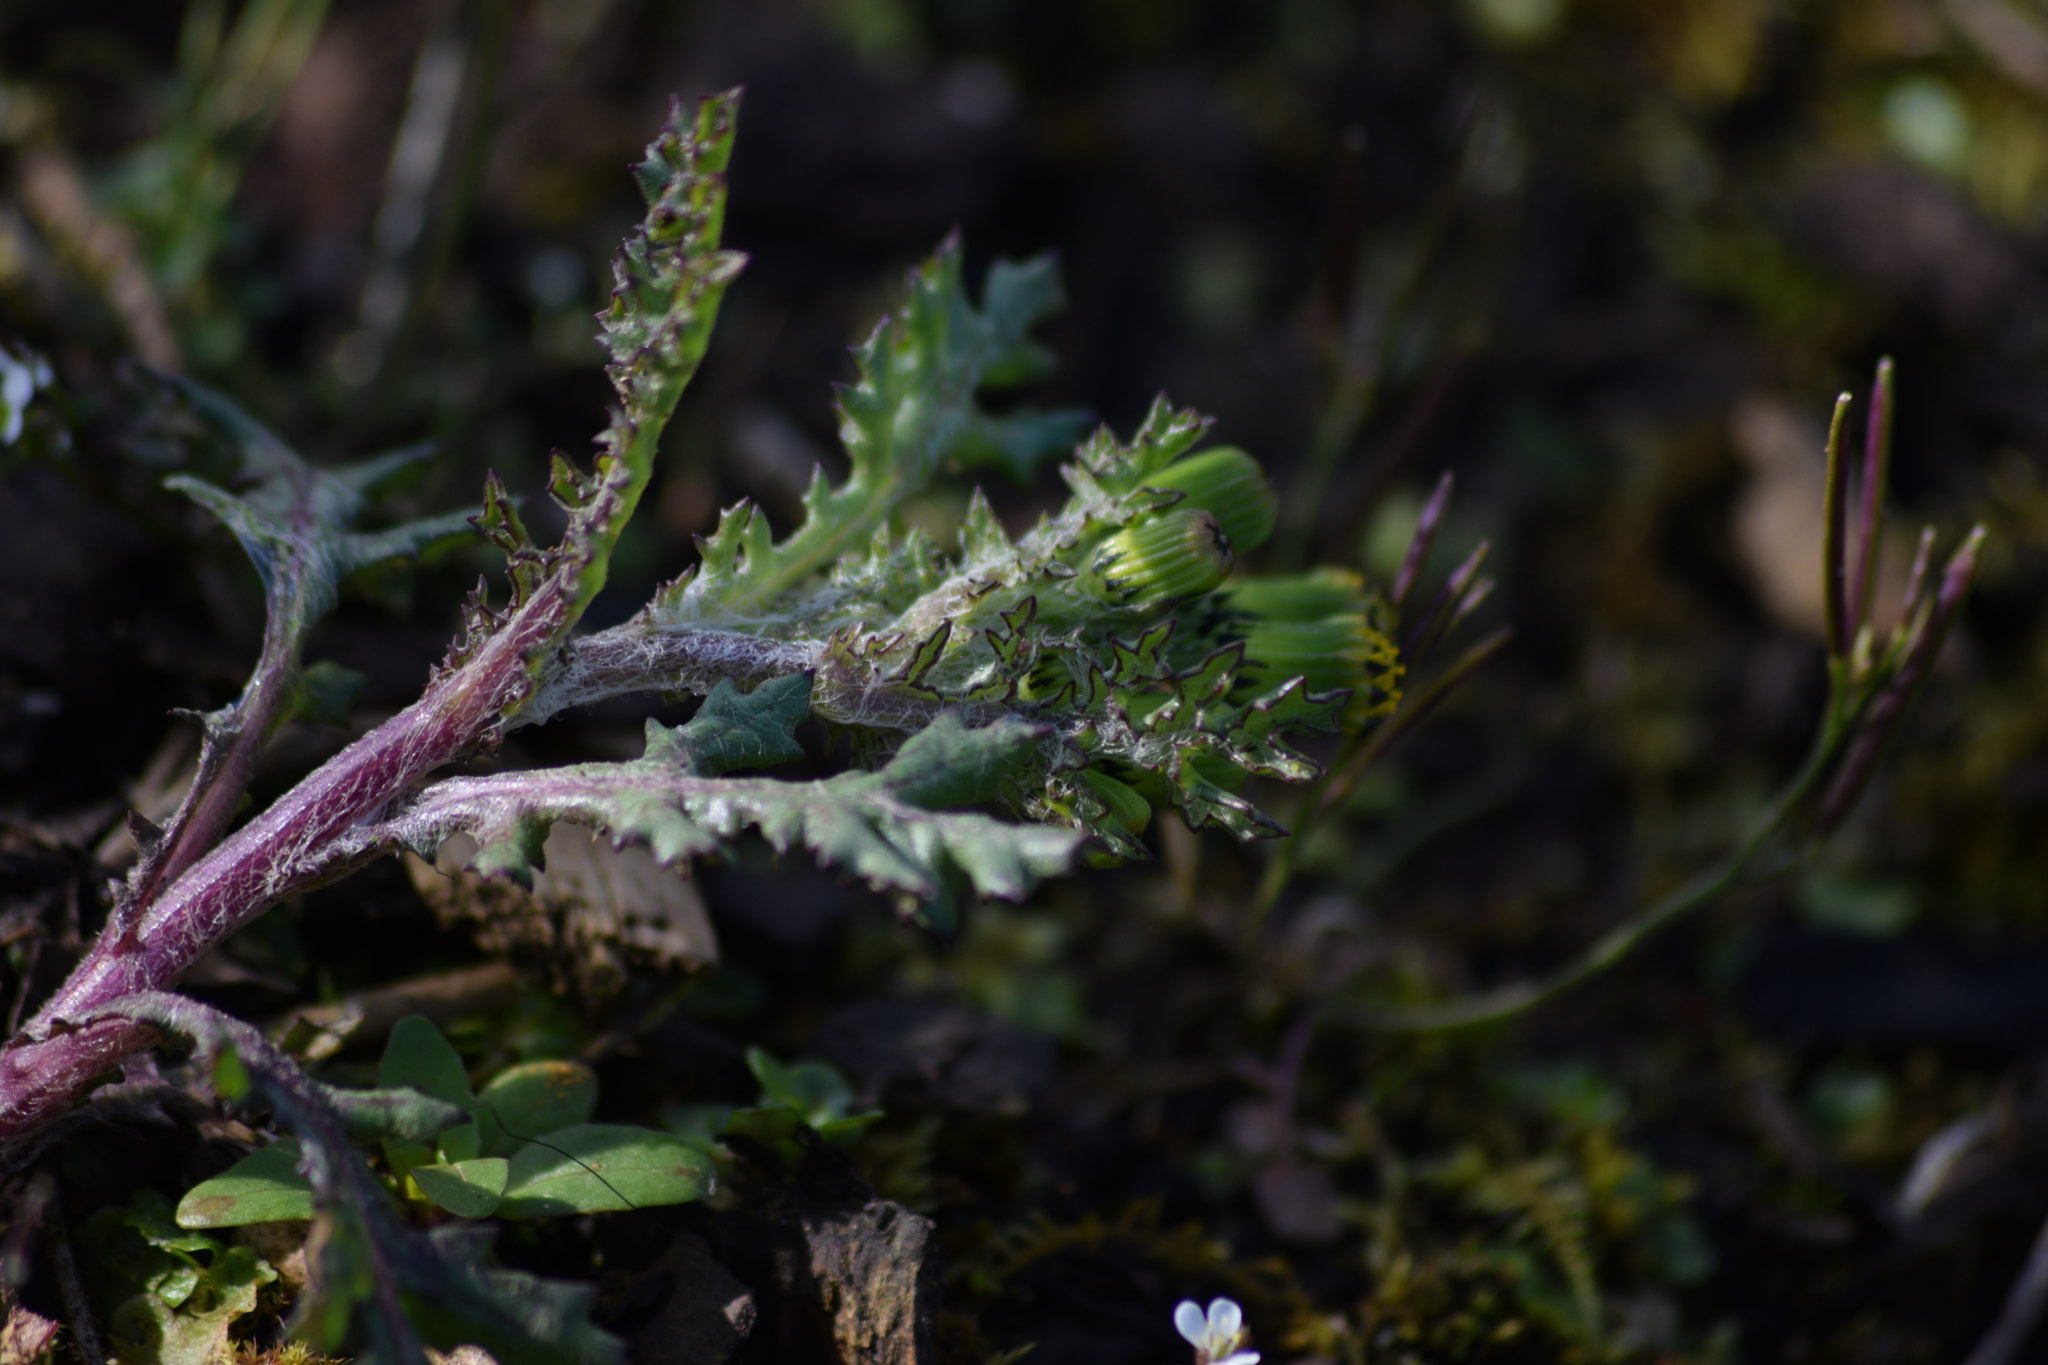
[
  {"left": 1089, "top": 508, "right": 1236, "bottom": 610},
  {"left": 1145, "top": 445, "right": 1278, "bottom": 551},
  {"left": 1229, "top": 568, "right": 1403, "bottom": 725}
]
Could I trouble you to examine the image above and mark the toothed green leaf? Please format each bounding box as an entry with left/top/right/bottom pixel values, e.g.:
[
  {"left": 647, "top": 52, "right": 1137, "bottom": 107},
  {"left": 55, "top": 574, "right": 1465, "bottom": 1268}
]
[
  {"left": 533, "top": 385, "right": 1397, "bottom": 856},
  {"left": 165, "top": 381, "right": 479, "bottom": 613},
  {"left": 361, "top": 675, "right": 1082, "bottom": 902},
  {"left": 644, "top": 673, "right": 813, "bottom": 775},
  {"left": 641, "top": 240, "right": 1084, "bottom": 632},
  {"left": 880, "top": 712, "right": 1043, "bottom": 810},
  {"left": 441, "top": 89, "right": 745, "bottom": 709}
]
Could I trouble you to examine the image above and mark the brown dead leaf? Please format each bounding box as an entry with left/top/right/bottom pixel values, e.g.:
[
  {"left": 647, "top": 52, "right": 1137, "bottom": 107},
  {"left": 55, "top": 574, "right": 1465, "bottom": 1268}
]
[{"left": 406, "top": 825, "right": 718, "bottom": 995}]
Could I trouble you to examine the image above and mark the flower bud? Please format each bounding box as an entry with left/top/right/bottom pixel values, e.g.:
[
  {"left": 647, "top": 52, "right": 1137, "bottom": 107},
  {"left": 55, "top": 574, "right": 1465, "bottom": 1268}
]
[
  {"left": 1080, "top": 768, "right": 1151, "bottom": 836},
  {"left": 1241, "top": 616, "right": 1400, "bottom": 725},
  {"left": 1089, "top": 508, "right": 1234, "bottom": 610},
  {"left": 1227, "top": 566, "right": 1369, "bottom": 621},
  {"left": 1228, "top": 570, "right": 1402, "bottom": 725},
  {"left": 1146, "top": 446, "right": 1278, "bottom": 551}
]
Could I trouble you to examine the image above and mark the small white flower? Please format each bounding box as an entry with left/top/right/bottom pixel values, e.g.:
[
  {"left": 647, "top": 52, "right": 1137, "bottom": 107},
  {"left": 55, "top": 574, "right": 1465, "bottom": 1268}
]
[
  {"left": 1172, "top": 1296, "right": 1260, "bottom": 1365},
  {"left": 0, "top": 346, "right": 42, "bottom": 446}
]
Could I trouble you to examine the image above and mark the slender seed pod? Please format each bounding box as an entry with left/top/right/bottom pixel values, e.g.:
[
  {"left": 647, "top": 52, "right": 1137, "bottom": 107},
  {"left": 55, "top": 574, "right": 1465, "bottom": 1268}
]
[
  {"left": 1145, "top": 446, "right": 1278, "bottom": 551},
  {"left": 1089, "top": 508, "right": 1234, "bottom": 610}
]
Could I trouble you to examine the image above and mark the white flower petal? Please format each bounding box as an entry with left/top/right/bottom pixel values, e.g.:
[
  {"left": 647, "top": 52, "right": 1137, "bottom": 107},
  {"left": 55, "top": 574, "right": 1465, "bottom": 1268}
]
[
  {"left": 1214, "top": 1353, "right": 1260, "bottom": 1365},
  {"left": 1207, "top": 1298, "right": 1244, "bottom": 1342},
  {"left": 1174, "top": 1300, "right": 1208, "bottom": 1346}
]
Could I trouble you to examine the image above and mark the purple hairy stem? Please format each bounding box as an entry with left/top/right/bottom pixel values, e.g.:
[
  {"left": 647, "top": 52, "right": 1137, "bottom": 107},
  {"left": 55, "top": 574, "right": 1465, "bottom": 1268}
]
[
  {"left": 0, "top": 615, "right": 839, "bottom": 1143},
  {"left": 120, "top": 575, "right": 301, "bottom": 932},
  {"left": 1847, "top": 359, "right": 1895, "bottom": 635},
  {"left": 1821, "top": 392, "right": 1854, "bottom": 660},
  {"left": 0, "top": 88, "right": 746, "bottom": 1152},
  {"left": 1391, "top": 471, "right": 1453, "bottom": 609},
  {"left": 0, "top": 586, "right": 562, "bottom": 1143},
  {"left": 1819, "top": 526, "right": 1983, "bottom": 834},
  {"left": 517, "top": 626, "right": 816, "bottom": 731}
]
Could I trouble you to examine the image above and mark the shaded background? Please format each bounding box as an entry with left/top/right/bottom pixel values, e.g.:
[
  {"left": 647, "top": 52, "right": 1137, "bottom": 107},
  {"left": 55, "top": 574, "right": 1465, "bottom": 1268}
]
[{"left": 10, "top": 1, "right": 2048, "bottom": 1361}]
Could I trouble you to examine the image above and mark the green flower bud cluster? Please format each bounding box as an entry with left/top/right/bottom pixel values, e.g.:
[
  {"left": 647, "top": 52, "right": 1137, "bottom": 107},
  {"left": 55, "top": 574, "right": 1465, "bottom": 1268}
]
[
  {"left": 1083, "top": 445, "right": 1280, "bottom": 614},
  {"left": 1227, "top": 567, "right": 1403, "bottom": 726}
]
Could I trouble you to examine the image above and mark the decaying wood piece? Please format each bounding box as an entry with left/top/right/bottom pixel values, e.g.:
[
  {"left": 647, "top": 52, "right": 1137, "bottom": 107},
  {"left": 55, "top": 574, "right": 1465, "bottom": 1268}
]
[{"left": 703, "top": 1137, "right": 941, "bottom": 1365}]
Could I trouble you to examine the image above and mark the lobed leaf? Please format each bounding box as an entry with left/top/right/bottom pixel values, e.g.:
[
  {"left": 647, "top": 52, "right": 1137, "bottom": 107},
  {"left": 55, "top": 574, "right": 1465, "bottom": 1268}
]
[
  {"left": 445, "top": 89, "right": 746, "bottom": 706},
  {"left": 350, "top": 673, "right": 1084, "bottom": 906},
  {"left": 116, "top": 381, "right": 478, "bottom": 928},
  {"left": 89, "top": 1191, "right": 281, "bottom": 1365},
  {"left": 643, "top": 671, "right": 812, "bottom": 775},
  {"left": 639, "top": 239, "right": 1085, "bottom": 633}
]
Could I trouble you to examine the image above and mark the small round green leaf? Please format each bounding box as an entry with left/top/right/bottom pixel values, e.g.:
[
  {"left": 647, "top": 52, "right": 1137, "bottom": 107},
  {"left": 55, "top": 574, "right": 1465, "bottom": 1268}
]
[
  {"left": 176, "top": 1142, "right": 314, "bottom": 1228},
  {"left": 381, "top": 1137, "right": 435, "bottom": 1185},
  {"left": 438, "top": 1120, "right": 482, "bottom": 1164},
  {"left": 474, "top": 1060, "right": 599, "bottom": 1158},
  {"left": 410, "top": 1158, "right": 509, "bottom": 1219},
  {"left": 379, "top": 1016, "right": 472, "bottom": 1104},
  {"left": 498, "top": 1124, "right": 714, "bottom": 1218}
]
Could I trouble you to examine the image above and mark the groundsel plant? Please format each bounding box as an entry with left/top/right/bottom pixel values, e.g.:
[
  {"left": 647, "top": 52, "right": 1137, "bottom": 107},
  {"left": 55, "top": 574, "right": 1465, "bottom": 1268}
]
[
  {"left": 0, "top": 90, "right": 1402, "bottom": 1358},
  {"left": 0, "top": 87, "right": 1985, "bottom": 1363}
]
